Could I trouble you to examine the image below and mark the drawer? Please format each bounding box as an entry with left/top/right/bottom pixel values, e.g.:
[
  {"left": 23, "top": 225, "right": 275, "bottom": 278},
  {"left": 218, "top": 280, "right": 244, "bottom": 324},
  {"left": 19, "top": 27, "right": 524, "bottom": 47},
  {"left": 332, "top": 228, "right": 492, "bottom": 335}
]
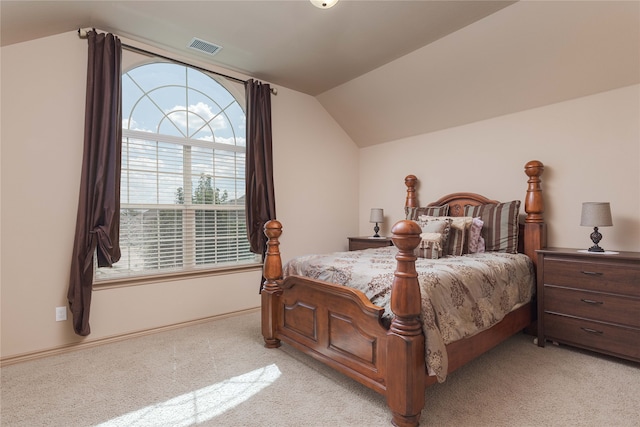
[
  {"left": 543, "top": 257, "right": 640, "bottom": 297},
  {"left": 544, "top": 313, "right": 640, "bottom": 361},
  {"left": 348, "top": 238, "right": 392, "bottom": 251},
  {"left": 544, "top": 285, "right": 640, "bottom": 328}
]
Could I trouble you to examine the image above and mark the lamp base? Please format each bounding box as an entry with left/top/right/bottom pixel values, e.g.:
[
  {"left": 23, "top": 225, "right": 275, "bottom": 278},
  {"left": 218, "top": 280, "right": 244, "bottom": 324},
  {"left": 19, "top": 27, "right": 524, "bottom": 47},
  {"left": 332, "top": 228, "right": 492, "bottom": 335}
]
[
  {"left": 372, "top": 223, "right": 380, "bottom": 238},
  {"left": 588, "top": 226, "right": 604, "bottom": 252}
]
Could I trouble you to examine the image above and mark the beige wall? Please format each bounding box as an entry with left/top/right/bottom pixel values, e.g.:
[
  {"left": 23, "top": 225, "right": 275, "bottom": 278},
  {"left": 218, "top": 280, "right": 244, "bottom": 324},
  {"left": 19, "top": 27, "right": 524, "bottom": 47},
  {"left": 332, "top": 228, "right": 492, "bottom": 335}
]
[
  {"left": 0, "top": 31, "right": 359, "bottom": 360},
  {"left": 359, "top": 84, "right": 640, "bottom": 252}
]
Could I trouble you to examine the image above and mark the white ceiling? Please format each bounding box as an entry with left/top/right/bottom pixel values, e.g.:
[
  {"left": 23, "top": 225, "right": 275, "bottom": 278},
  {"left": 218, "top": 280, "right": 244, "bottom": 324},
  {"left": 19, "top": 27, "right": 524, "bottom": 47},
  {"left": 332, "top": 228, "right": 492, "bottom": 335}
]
[
  {"left": 0, "top": 0, "right": 514, "bottom": 96},
  {"left": 2, "top": 1, "right": 639, "bottom": 147}
]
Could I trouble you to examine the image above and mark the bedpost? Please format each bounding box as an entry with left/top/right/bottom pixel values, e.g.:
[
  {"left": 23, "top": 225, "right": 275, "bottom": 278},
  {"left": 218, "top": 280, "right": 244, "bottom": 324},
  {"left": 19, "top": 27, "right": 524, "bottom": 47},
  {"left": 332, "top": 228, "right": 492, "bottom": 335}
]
[
  {"left": 523, "top": 161, "right": 545, "bottom": 265},
  {"left": 262, "top": 220, "right": 283, "bottom": 349},
  {"left": 387, "top": 220, "right": 425, "bottom": 427},
  {"left": 404, "top": 174, "right": 418, "bottom": 219}
]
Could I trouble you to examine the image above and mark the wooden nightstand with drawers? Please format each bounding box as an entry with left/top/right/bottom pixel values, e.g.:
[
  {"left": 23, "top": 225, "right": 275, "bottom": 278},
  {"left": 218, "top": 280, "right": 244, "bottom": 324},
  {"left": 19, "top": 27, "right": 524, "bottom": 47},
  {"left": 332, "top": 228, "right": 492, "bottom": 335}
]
[
  {"left": 536, "top": 248, "right": 640, "bottom": 362},
  {"left": 348, "top": 236, "right": 393, "bottom": 251}
]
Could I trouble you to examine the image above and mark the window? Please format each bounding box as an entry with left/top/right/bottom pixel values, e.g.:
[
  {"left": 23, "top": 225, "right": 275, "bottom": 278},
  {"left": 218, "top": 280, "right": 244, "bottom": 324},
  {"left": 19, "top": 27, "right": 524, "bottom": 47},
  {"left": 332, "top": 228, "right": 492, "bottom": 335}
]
[{"left": 95, "top": 62, "right": 259, "bottom": 281}]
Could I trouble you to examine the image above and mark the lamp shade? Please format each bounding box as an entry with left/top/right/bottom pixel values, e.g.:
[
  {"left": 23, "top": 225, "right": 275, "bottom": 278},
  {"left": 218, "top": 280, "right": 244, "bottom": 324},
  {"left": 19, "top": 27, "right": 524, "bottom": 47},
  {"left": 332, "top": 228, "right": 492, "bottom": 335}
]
[
  {"left": 580, "top": 202, "right": 613, "bottom": 227},
  {"left": 370, "top": 208, "right": 384, "bottom": 223}
]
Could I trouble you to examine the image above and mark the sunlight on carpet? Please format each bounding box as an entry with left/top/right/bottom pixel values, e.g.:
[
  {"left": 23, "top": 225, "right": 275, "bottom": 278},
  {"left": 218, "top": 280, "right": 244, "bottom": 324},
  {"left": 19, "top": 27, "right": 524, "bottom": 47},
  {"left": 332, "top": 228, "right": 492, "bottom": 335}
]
[{"left": 95, "top": 364, "right": 281, "bottom": 427}]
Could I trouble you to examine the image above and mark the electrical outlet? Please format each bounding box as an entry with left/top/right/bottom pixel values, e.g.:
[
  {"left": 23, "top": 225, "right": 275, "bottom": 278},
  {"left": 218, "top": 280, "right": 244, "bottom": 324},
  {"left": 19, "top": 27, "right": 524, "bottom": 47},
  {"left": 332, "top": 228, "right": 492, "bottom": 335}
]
[{"left": 55, "top": 306, "right": 67, "bottom": 322}]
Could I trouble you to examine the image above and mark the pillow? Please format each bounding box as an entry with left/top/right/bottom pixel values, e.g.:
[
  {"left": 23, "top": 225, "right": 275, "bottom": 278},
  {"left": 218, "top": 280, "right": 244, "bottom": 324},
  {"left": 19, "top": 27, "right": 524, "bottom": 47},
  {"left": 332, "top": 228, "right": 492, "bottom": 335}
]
[
  {"left": 466, "top": 217, "right": 484, "bottom": 254},
  {"left": 415, "top": 217, "right": 451, "bottom": 259},
  {"left": 419, "top": 215, "right": 472, "bottom": 256},
  {"left": 406, "top": 204, "right": 449, "bottom": 220},
  {"left": 416, "top": 233, "right": 444, "bottom": 259},
  {"left": 417, "top": 216, "right": 450, "bottom": 233},
  {"left": 464, "top": 201, "right": 521, "bottom": 253},
  {"left": 447, "top": 216, "right": 474, "bottom": 256}
]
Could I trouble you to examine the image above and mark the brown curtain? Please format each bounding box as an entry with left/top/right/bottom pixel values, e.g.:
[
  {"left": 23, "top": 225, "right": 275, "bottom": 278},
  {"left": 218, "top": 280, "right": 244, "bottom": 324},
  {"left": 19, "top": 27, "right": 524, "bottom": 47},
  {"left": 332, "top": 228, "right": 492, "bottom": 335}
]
[
  {"left": 245, "top": 79, "right": 276, "bottom": 263},
  {"left": 68, "top": 31, "right": 122, "bottom": 336}
]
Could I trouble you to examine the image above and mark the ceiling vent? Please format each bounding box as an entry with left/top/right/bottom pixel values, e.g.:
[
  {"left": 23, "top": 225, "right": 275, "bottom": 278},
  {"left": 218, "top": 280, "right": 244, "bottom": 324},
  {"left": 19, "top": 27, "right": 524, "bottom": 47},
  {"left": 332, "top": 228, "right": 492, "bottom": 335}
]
[{"left": 187, "top": 38, "right": 223, "bottom": 56}]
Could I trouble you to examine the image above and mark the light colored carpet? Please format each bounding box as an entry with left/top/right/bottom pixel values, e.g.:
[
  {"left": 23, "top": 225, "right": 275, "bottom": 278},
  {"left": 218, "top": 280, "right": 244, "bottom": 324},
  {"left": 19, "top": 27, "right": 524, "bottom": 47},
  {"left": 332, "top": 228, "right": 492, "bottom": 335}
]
[{"left": 1, "top": 309, "right": 638, "bottom": 426}]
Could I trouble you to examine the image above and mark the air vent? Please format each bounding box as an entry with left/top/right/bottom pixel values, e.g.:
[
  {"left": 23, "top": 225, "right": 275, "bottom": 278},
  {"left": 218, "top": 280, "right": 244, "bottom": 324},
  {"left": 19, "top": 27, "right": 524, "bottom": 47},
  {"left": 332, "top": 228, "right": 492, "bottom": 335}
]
[{"left": 187, "top": 37, "right": 223, "bottom": 56}]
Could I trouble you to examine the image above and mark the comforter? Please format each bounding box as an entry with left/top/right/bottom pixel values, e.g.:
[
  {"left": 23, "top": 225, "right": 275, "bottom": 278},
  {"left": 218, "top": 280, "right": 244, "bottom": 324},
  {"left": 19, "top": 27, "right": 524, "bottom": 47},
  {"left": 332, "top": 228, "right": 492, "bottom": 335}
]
[{"left": 283, "top": 246, "right": 535, "bottom": 382}]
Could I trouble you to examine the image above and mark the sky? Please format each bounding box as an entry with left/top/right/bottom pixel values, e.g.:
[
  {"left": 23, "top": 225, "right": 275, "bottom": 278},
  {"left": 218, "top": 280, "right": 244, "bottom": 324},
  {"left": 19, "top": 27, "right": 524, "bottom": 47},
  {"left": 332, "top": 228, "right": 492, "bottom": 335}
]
[{"left": 121, "top": 62, "right": 246, "bottom": 206}]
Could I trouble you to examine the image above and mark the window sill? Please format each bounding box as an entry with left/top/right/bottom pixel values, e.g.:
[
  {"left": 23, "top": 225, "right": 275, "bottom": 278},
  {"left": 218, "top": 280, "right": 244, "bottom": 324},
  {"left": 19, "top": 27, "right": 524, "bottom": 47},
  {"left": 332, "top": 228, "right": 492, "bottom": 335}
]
[{"left": 93, "top": 263, "right": 263, "bottom": 291}]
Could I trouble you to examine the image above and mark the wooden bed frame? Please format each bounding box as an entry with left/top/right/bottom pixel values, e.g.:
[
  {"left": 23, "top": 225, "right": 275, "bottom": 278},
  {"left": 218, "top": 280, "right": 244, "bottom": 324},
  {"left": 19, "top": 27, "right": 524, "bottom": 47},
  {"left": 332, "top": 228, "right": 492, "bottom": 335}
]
[{"left": 261, "top": 160, "right": 545, "bottom": 427}]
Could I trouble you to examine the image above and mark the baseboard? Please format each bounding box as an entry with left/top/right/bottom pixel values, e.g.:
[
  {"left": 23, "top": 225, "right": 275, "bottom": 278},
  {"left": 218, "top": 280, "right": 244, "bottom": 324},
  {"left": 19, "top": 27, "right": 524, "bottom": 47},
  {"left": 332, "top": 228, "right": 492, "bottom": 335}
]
[{"left": 0, "top": 307, "right": 260, "bottom": 367}]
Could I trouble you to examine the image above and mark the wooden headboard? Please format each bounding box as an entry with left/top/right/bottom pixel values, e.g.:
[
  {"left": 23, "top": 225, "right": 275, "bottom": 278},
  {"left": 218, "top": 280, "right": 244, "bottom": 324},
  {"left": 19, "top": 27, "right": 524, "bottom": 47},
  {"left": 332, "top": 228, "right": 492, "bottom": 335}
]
[
  {"left": 427, "top": 193, "right": 500, "bottom": 217},
  {"left": 403, "top": 160, "right": 546, "bottom": 265}
]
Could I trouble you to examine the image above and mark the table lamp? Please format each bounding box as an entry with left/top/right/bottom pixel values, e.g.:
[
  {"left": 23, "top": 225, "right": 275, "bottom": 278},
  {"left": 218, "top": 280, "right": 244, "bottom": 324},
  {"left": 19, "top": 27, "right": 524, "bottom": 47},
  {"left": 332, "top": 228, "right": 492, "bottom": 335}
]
[
  {"left": 370, "top": 208, "right": 384, "bottom": 238},
  {"left": 580, "top": 202, "right": 613, "bottom": 252}
]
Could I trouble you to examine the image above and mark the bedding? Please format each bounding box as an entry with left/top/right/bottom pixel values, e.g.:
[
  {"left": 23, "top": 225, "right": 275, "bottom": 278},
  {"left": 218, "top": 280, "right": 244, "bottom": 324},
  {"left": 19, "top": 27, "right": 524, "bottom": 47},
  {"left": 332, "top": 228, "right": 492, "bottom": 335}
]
[
  {"left": 465, "top": 200, "right": 520, "bottom": 253},
  {"left": 406, "top": 204, "right": 449, "bottom": 220},
  {"left": 468, "top": 217, "right": 485, "bottom": 253},
  {"left": 283, "top": 246, "right": 535, "bottom": 382},
  {"left": 415, "top": 216, "right": 451, "bottom": 259}
]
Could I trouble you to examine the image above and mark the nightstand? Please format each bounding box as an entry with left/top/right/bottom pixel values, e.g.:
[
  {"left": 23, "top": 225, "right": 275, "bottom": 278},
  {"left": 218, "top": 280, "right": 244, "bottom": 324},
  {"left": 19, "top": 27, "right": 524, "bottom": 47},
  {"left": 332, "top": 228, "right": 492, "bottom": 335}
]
[
  {"left": 348, "top": 236, "right": 393, "bottom": 251},
  {"left": 536, "top": 248, "right": 640, "bottom": 362}
]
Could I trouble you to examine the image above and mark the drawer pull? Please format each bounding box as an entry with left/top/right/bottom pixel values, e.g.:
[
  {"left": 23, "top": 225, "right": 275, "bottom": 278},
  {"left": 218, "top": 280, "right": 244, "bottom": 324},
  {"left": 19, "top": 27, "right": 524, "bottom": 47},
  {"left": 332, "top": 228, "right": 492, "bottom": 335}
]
[
  {"left": 580, "top": 298, "right": 604, "bottom": 305},
  {"left": 580, "top": 270, "right": 603, "bottom": 276},
  {"left": 580, "top": 327, "right": 603, "bottom": 335}
]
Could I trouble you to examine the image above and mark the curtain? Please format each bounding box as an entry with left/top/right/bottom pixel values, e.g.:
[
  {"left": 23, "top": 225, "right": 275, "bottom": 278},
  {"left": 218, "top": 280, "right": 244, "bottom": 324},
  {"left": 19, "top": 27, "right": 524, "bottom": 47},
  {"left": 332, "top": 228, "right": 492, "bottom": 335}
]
[
  {"left": 68, "top": 31, "right": 122, "bottom": 336},
  {"left": 245, "top": 79, "right": 276, "bottom": 270}
]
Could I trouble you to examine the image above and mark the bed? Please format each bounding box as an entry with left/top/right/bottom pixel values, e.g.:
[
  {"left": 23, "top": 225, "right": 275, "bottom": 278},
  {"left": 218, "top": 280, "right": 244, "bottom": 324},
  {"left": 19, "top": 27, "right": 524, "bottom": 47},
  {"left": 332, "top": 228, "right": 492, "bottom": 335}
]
[{"left": 261, "top": 160, "right": 545, "bottom": 427}]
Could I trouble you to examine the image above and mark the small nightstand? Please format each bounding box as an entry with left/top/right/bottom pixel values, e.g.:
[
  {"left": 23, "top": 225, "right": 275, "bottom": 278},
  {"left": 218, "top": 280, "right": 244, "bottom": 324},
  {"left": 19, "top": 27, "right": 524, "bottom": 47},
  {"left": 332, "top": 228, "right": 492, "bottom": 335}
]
[
  {"left": 536, "top": 247, "right": 640, "bottom": 362},
  {"left": 348, "top": 236, "right": 393, "bottom": 251}
]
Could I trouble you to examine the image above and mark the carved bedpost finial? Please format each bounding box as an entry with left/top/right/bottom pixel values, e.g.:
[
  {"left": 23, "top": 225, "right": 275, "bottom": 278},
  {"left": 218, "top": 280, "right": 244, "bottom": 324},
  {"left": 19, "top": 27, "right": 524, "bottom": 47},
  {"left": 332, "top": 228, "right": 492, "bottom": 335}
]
[
  {"left": 524, "top": 160, "right": 544, "bottom": 224},
  {"left": 262, "top": 220, "right": 283, "bottom": 349},
  {"left": 387, "top": 219, "right": 425, "bottom": 427},
  {"left": 389, "top": 219, "right": 422, "bottom": 333},
  {"left": 404, "top": 175, "right": 418, "bottom": 220},
  {"left": 262, "top": 220, "right": 283, "bottom": 292},
  {"left": 404, "top": 175, "right": 418, "bottom": 208},
  {"left": 523, "top": 161, "right": 546, "bottom": 264}
]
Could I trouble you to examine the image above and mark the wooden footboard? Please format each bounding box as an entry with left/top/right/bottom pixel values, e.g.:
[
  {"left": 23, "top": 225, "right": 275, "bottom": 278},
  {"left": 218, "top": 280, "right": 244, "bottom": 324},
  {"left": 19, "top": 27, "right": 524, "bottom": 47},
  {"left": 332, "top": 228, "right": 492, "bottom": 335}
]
[
  {"left": 261, "top": 220, "right": 389, "bottom": 392},
  {"left": 277, "top": 275, "right": 390, "bottom": 393}
]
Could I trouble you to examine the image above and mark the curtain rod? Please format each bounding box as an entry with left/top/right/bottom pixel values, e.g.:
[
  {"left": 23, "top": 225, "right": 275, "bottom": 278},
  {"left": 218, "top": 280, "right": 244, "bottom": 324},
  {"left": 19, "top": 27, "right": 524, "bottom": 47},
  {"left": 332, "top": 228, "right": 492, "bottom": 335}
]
[{"left": 77, "top": 28, "right": 277, "bottom": 95}]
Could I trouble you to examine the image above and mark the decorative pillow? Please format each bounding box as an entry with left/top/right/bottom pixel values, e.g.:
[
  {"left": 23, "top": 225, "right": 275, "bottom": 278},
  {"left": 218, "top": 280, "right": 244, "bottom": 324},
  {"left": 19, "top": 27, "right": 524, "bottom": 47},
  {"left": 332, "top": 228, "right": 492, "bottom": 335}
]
[
  {"left": 466, "top": 217, "right": 484, "bottom": 254},
  {"left": 416, "top": 233, "right": 443, "bottom": 259},
  {"left": 415, "top": 217, "right": 451, "bottom": 259},
  {"left": 419, "top": 215, "right": 472, "bottom": 256},
  {"left": 406, "top": 204, "right": 449, "bottom": 220},
  {"left": 464, "top": 201, "right": 521, "bottom": 253},
  {"left": 447, "top": 216, "right": 474, "bottom": 256}
]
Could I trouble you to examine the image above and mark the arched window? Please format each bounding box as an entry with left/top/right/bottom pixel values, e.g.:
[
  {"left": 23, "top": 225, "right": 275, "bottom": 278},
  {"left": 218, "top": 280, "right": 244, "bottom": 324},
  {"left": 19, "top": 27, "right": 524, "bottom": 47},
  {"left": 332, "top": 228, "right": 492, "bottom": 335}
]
[{"left": 96, "top": 62, "right": 258, "bottom": 281}]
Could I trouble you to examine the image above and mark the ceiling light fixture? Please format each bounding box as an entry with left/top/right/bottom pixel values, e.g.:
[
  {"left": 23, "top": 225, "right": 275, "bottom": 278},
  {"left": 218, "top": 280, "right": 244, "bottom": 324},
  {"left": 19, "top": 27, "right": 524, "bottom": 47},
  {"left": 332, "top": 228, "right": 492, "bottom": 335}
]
[{"left": 310, "top": 0, "right": 339, "bottom": 9}]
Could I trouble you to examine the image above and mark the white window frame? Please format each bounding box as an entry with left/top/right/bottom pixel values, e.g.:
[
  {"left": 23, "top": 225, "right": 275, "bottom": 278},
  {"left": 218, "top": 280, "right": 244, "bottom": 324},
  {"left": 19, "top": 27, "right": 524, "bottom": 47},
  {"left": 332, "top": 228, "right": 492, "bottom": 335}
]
[{"left": 95, "top": 61, "right": 260, "bottom": 283}]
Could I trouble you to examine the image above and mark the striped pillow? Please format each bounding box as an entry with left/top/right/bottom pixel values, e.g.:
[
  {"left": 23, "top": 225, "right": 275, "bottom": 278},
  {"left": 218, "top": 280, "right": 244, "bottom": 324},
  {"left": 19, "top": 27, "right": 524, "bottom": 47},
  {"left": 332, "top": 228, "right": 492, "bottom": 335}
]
[
  {"left": 464, "top": 201, "right": 521, "bottom": 253},
  {"left": 446, "top": 216, "right": 473, "bottom": 256},
  {"left": 406, "top": 204, "right": 449, "bottom": 220}
]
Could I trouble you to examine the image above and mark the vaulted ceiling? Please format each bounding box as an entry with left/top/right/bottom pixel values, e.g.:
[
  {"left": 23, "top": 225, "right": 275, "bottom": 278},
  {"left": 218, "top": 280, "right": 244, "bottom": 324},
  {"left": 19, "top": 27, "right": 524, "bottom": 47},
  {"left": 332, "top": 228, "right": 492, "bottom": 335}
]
[
  {"left": 2, "top": 1, "right": 638, "bottom": 147},
  {"left": 0, "top": 1, "right": 515, "bottom": 95}
]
